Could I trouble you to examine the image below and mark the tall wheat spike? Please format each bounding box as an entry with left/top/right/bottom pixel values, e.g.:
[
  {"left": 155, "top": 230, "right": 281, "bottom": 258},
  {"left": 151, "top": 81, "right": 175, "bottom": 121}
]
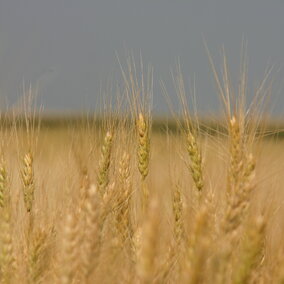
[
  {"left": 222, "top": 151, "right": 256, "bottom": 236},
  {"left": 186, "top": 128, "right": 204, "bottom": 192},
  {"left": 137, "top": 113, "right": 150, "bottom": 212},
  {"left": 137, "top": 113, "right": 150, "bottom": 180},
  {"left": 21, "top": 151, "right": 35, "bottom": 213},
  {"left": 171, "top": 63, "right": 204, "bottom": 192},
  {"left": 227, "top": 116, "right": 246, "bottom": 194},
  {"left": 97, "top": 131, "right": 113, "bottom": 196}
]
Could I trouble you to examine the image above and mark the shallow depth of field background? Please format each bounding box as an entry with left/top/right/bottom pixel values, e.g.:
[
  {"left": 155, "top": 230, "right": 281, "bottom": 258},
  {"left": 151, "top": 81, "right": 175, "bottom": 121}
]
[{"left": 1, "top": 1, "right": 284, "bottom": 283}]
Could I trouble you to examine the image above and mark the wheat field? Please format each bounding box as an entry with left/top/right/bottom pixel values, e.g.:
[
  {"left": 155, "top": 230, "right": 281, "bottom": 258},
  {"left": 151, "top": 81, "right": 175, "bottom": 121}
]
[{"left": 0, "top": 60, "right": 284, "bottom": 284}]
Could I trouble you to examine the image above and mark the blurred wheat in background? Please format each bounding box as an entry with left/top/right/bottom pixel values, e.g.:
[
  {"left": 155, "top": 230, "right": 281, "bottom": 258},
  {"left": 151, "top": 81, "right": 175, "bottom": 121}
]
[{"left": 0, "top": 56, "right": 284, "bottom": 284}]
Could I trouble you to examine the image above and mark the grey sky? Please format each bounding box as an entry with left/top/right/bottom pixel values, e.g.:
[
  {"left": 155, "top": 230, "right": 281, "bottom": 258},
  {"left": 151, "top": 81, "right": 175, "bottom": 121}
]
[{"left": 0, "top": 0, "right": 284, "bottom": 115}]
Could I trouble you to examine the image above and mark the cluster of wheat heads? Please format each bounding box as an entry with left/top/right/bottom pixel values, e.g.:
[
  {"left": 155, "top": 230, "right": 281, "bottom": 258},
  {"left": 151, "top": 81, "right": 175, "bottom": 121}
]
[{"left": 0, "top": 60, "right": 284, "bottom": 284}]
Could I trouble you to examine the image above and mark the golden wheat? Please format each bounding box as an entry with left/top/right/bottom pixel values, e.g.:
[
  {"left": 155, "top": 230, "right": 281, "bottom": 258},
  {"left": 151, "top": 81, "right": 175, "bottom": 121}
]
[{"left": 0, "top": 54, "right": 281, "bottom": 284}]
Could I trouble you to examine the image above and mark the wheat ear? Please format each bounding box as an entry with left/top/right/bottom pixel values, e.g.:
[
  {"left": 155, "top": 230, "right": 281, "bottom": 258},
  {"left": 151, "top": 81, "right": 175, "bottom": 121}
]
[
  {"left": 137, "top": 113, "right": 150, "bottom": 212},
  {"left": 227, "top": 116, "right": 245, "bottom": 193},
  {"left": 222, "top": 152, "right": 256, "bottom": 236},
  {"left": 21, "top": 151, "right": 35, "bottom": 213},
  {"left": 187, "top": 128, "right": 204, "bottom": 192},
  {"left": 97, "top": 131, "right": 113, "bottom": 195},
  {"left": 137, "top": 113, "right": 150, "bottom": 180}
]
